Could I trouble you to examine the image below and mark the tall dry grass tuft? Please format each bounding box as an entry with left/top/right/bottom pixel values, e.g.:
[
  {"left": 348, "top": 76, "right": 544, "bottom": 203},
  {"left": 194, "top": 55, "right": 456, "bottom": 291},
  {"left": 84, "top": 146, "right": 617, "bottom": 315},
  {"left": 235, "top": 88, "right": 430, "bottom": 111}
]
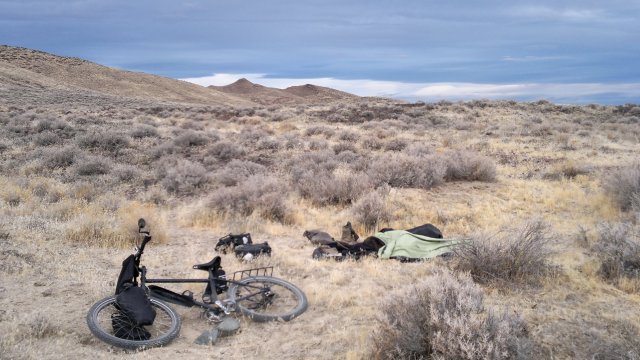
[
  {"left": 371, "top": 267, "right": 532, "bottom": 360},
  {"left": 64, "top": 201, "right": 168, "bottom": 247},
  {"left": 453, "top": 219, "right": 556, "bottom": 286}
]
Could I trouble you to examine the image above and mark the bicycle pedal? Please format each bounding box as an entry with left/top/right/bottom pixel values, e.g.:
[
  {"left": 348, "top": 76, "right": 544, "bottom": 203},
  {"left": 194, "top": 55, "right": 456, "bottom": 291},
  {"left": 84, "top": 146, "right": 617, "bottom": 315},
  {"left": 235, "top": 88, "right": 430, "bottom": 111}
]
[{"left": 204, "top": 309, "right": 224, "bottom": 323}]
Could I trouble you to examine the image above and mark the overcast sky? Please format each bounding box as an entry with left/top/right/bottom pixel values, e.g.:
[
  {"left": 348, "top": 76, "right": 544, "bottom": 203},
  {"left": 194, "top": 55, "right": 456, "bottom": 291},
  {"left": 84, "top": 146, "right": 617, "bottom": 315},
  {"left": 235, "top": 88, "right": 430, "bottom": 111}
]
[{"left": 2, "top": 0, "right": 639, "bottom": 104}]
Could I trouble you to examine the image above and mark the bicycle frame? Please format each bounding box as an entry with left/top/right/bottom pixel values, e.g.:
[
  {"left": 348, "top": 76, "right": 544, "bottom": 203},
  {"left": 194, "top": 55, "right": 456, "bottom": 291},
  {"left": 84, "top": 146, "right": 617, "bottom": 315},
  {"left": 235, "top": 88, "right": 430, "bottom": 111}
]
[{"left": 142, "top": 270, "right": 273, "bottom": 313}]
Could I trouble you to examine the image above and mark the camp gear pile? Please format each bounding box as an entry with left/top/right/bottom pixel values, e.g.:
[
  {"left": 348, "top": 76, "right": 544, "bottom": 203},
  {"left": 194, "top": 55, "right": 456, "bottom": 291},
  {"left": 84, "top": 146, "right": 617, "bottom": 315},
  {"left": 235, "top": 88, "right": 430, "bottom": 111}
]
[{"left": 309, "top": 223, "right": 458, "bottom": 261}]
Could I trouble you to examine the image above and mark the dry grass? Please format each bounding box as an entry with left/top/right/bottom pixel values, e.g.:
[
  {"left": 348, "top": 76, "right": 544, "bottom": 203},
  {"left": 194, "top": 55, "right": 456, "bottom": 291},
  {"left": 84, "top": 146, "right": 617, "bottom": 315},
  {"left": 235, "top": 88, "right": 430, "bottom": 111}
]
[{"left": 2, "top": 88, "right": 640, "bottom": 359}]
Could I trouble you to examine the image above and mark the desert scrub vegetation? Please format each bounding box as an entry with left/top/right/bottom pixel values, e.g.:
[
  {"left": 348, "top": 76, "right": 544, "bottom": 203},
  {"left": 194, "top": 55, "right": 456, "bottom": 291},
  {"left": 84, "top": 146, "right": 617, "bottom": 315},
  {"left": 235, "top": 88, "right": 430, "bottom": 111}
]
[
  {"left": 368, "top": 153, "right": 446, "bottom": 190},
  {"left": 350, "top": 189, "right": 392, "bottom": 231},
  {"left": 202, "top": 175, "right": 292, "bottom": 224},
  {"left": 157, "top": 158, "right": 209, "bottom": 196},
  {"left": 443, "top": 150, "right": 497, "bottom": 182},
  {"left": 75, "top": 130, "right": 130, "bottom": 154},
  {"left": 371, "top": 268, "right": 532, "bottom": 360},
  {"left": 591, "top": 222, "right": 640, "bottom": 290},
  {"left": 453, "top": 219, "right": 556, "bottom": 286},
  {"left": 603, "top": 161, "right": 640, "bottom": 212}
]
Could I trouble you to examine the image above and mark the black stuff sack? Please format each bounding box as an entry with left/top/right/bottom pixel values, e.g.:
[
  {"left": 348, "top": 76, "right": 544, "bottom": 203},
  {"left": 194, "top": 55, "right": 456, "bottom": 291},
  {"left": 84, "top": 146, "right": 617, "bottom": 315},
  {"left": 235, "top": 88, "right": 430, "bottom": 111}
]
[
  {"left": 405, "top": 224, "right": 443, "bottom": 238},
  {"left": 234, "top": 242, "right": 271, "bottom": 259},
  {"left": 215, "top": 233, "right": 253, "bottom": 253},
  {"left": 115, "top": 285, "right": 156, "bottom": 326}
]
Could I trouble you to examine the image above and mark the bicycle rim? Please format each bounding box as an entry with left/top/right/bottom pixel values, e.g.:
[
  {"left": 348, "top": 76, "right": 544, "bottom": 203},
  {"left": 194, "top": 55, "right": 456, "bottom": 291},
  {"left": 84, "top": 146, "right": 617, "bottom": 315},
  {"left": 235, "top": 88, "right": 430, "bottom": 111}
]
[
  {"left": 228, "top": 276, "right": 308, "bottom": 322},
  {"left": 86, "top": 295, "right": 181, "bottom": 350}
]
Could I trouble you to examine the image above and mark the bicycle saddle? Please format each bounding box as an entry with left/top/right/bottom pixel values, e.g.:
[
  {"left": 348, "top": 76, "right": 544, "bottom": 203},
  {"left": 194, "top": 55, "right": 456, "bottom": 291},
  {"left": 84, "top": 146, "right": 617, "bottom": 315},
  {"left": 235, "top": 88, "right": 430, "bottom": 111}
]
[{"left": 193, "top": 256, "right": 221, "bottom": 271}]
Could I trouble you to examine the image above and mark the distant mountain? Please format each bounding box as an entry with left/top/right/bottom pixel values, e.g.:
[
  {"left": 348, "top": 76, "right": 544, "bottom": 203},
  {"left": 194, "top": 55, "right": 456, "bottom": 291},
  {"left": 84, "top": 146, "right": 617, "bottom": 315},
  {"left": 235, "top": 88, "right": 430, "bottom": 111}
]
[
  {"left": 0, "top": 45, "right": 358, "bottom": 107},
  {"left": 284, "top": 83, "right": 357, "bottom": 102},
  {"left": 0, "top": 45, "right": 253, "bottom": 106},
  {"left": 210, "top": 78, "right": 357, "bottom": 105}
]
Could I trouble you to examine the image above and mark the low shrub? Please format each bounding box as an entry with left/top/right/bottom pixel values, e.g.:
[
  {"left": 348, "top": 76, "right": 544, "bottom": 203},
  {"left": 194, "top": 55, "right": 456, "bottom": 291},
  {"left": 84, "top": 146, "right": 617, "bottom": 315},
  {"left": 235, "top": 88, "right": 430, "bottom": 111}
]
[
  {"left": 603, "top": 161, "right": 640, "bottom": 211},
  {"left": 173, "top": 130, "right": 209, "bottom": 147},
  {"left": 308, "top": 139, "right": 327, "bottom": 150},
  {"left": 130, "top": 124, "right": 159, "bottom": 138},
  {"left": 591, "top": 222, "right": 640, "bottom": 282},
  {"left": 543, "top": 161, "right": 591, "bottom": 180},
  {"left": 368, "top": 153, "right": 446, "bottom": 190},
  {"left": 337, "top": 130, "right": 359, "bottom": 141},
  {"left": 350, "top": 190, "right": 392, "bottom": 231},
  {"left": 35, "top": 118, "right": 68, "bottom": 133},
  {"left": 112, "top": 164, "right": 144, "bottom": 183},
  {"left": 371, "top": 268, "right": 532, "bottom": 360},
  {"left": 304, "top": 126, "right": 335, "bottom": 138},
  {"left": 74, "top": 155, "right": 112, "bottom": 176},
  {"left": 207, "top": 175, "right": 292, "bottom": 223},
  {"left": 42, "top": 146, "right": 80, "bottom": 169},
  {"left": 360, "top": 136, "right": 383, "bottom": 151},
  {"left": 332, "top": 142, "right": 358, "bottom": 154},
  {"left": 76, "top": 130, "right": 130, "bottom": 154},
  {"left": 453, "top": 219, "right": 556, "bottom": 286},
  {"left": 404, "top": 142, "right": 434, "bottom": 157},
  {"left": 206, "top": 141, "right": 245, "bottom": 163},
  {"left": 443, "top": 150, "right": 497, "bottom": 182},
  {"left": 296, "top": 170, "right": 372, "bottom": 206},
  {"left": 148, "top": 141, "right": 177, "bottom": 159},
  {"left": 384, "top": 138, "right": 407, "bottom": 152},
  {"left": 256, "top": 137, "right": 281, "bottom": 151},
  {"left": 160, "top": 159, "right": 209, "bottom": 195},
  {"left": 33, "top": 131, "right": 61, "bottom": 146},
  {"left": 212, "top": 159, "right": 266, "bottom": 187}
]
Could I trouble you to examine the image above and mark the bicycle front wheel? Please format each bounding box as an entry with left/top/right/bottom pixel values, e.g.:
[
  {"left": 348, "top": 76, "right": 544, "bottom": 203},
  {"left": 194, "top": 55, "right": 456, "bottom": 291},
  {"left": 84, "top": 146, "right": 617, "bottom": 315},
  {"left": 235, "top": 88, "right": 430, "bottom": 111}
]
[
  {"left": 86, "top": 295, "right": 181, "bottom": 350},
  {"left": 227, "top": 276, "right": 308, "bottom": 322}
]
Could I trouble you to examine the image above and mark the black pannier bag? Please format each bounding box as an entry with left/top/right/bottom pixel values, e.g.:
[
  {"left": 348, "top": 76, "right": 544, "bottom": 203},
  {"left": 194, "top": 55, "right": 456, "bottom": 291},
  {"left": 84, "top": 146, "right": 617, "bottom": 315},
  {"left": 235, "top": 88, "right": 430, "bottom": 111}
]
[
  {"left": 111, "top": 312, "right": 151, "bottom": 340},
  {"left": 115, "top": 285, "right": 157, "bottom": 326},
  {"left": 112, "top": 254, "right": 156, "bottom": 339},
  {"left": 234, "top": 242, "right": 272, "bottom": 258},
  {"left": 215, "top": 233, "right": 253, "bottom": 253}
]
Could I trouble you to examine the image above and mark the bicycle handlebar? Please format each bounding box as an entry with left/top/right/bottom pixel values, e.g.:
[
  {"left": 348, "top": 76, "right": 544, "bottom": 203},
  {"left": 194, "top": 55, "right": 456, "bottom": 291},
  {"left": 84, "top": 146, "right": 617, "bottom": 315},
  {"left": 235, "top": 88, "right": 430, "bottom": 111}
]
[{"left": 134, "top": 233, "right": 151, "bottom": 263}]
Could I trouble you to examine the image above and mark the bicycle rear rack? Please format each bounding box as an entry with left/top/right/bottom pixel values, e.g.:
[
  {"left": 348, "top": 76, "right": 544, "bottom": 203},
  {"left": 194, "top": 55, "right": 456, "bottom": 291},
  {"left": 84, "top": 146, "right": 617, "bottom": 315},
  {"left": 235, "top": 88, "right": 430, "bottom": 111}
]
[{"left": 230, "top": 266, "right": 273, "bottom": 281}]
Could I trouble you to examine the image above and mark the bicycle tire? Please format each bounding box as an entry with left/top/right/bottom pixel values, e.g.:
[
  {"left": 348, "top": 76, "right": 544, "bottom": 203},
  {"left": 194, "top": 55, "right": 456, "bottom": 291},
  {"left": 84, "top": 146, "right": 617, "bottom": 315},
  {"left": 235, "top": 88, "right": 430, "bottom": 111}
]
[
  {"left": 227, "top": 276, "right": 308, "bottom": 322},
  {"left": 86, "top": 295, "right": 181, "bottom": 350}
]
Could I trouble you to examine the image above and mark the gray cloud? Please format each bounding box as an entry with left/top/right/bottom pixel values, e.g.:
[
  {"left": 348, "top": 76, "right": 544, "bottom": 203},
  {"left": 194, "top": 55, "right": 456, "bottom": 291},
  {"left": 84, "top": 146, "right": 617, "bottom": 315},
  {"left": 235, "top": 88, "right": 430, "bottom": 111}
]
[{"left": 1, "top": 0, "right": 639, "bottom": 103}]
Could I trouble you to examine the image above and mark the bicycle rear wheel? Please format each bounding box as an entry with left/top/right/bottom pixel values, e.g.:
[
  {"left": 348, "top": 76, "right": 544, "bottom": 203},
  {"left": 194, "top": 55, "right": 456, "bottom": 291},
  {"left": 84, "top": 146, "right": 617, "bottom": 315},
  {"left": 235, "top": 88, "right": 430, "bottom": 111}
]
[
  {"left": 86, "top": 295, "right": 181, "bottom": 349},
  {"left": 227, "top": 276, "right": 308, "bottom": 322}
]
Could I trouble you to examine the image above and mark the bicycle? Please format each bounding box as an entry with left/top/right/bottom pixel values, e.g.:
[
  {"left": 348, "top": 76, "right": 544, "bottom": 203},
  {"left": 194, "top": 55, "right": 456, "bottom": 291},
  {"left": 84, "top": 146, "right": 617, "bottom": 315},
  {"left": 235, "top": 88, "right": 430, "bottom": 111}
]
[{"left": 86, "top": 219, "right": 308, "bottom": 350}]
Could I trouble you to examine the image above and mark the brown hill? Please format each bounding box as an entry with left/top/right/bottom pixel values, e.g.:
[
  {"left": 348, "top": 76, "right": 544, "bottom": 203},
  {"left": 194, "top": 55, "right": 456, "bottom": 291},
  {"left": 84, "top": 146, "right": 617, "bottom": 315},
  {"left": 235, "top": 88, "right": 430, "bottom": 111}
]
[
  {"left": 0, "top": 45, "right": 253, "bottom": 106},
  {"left": 284, "top": 83, "right": 357, "bottom": 101},
  {"left": 209, "top": 78, "right": 305, "bottom": 105},
  {"left": 210, "top": 78, "right": 358, "bottom": 105}
]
